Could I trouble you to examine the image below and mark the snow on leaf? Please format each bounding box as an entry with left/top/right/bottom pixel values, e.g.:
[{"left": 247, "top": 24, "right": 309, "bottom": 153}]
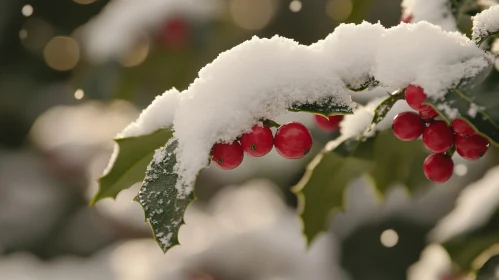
[
  {"left": 472, "top": 5, "right": 499, "bottom": 45},
  {"left": 443, "top": 215, "right": 499, "bottom": 273},
  {"left": 430, "top": 165, "right": 499, "bottom": 273},
  {"left": 134, "top": 139, "right": 195, "bottom": 253},
  {"left": 91, "top": 128, "right": 173, "bottom": 205},
  {"left": 431, "top": 166, "right": 499, "bottom": 243},
  {"left": 119, "top": 89, "right": 181, "bottom": 138}
]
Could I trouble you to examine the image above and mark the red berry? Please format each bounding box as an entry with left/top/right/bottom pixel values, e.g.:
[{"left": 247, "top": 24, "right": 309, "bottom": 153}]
[
  {"left": 451, "top": 118, "right": 475, "bottom": 137},
  {"left": 455, "top": 134, "right": 489, "bottom": 160},
  {"left": 419, "top": 104, "right": 439, "bottom": 120},
  {"left": 392, "top": 112, "right": 424, "bottom": 141},
  {"left": 405, "top": 84, "right": 427, "bottom": 111},
  {"left": 274, "top": 122, "right": 313, "bottom": 159},
  {"left": 240, "top": 124, "right": 274, "bottom": 157},
  {"left": 314, "top": 115, "right": 343, "bottom": 132},
  {"left": 211, "top": 141, "right": 244, "bottom": 170},
  {"left": 423, "top": 154, "right": 454, "bottom": 183},
  {"left": 159, "top": 18, "right": 190, "bottom": 49},
  {"left": 423, "top": 120, "right": 454, "bottom": 153},
  {"left": 401, "top": 14, "right": 413, "bottom": 23}
]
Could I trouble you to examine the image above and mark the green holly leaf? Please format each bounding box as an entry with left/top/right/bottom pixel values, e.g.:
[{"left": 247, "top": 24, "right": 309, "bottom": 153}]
[
  {"left": 91, "top": 128, "right": 173, "bottom": 205},
  {"left": 292, "top": 136, "right": 374, "bottom": 244},
  {"left": 289, "top": 96, "right": 354, "bottom": 117},
  {"left": 293, "top": 130, "right": 430, "bottom": 244},
  {"left": 134, "top": 139, "right": 196, "bottom": 253},
  {"left": 426, "top": 69, "right": 499, "bottom": 146},
  {"left": 368, "top": 131, "right": 428, "bottom": 194}
]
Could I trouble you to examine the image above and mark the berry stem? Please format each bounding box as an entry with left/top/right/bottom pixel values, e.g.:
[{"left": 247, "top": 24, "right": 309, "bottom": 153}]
[
  {"left": 444, "top": 146, "right": 456, "bottom": 157},
  {"left": 262, "top": 119, "right": 281, "bottom": 128}
]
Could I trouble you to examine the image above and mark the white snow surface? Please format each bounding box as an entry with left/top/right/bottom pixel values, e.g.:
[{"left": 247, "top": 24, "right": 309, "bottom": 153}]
[
  {"left": 472, "top": 5, "right": 499, "bottom": 43},
  {"left": 82, "top": 0, "right": 221, "bottom": 63},
  {"left": 121, "top": 21, "right": 489, "bottom": 198},
  {"left": 401, "top": 0, "right": 457, "bottom": 31},
  {"left": 429, "top": 166, "right": 499, "bottom": 243},
  {"left": 119, "top": 88, "right": 180, "bottom": 138}
]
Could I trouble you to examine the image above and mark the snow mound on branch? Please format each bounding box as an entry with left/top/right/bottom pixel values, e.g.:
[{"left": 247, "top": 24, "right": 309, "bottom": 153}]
[
  {"left": 83, "top": 0, "right": 221, "bottom": 63},
  {"left": 119, "top": 88, "right": 180, "bottom": 138},
  {"left": 173, "top": 35, "right": 355, "bottom": 196},
  {"left": 401, "top": 0, "right": 457, "bottom": 31},
  {"left": 375, "top": 22, "right": 489, "bottom": 98},
  {"left": 429, "top": 166, "right": 499, "bottom": 242},
  {"left": 315, "top": 22, "right": 385, "bottom": 89},
  {"left": 121, "top": 21, "right": 489, "bottom": 198},
  {"left": 472, "top": 5, "right": 499, "bottom": 43}
]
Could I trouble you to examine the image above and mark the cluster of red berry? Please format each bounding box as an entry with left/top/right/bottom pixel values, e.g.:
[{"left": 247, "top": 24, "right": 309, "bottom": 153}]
[
  {"left": 211, "top": 122, "right": 313, "bottom": 170},
  {"left": 392, "top": 85, "right": 490, "bottom": 183}
]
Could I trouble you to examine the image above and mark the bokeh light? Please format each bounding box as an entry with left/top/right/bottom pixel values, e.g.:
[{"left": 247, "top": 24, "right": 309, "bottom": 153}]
[
  {"left": 22, "top": 5, "right": 34, "bottom": 17},
  {"left": 380, "top": 229, "right": 399, "bottom": 248},
  {"left": 230, "top": 0, "right": 277, "bottom": 30},
  {"left": 326, "top": 0, "right": 353, "bottom": 22},
  {"left": 43, "top": 36, "right": 80, "bottom": 71},
  {"left": 121, "top": 37, "right": 150, "bottom": 67},
  {"left": 454, "top": 164, "right": 468, "bottom": 176},
  {"left": 19, "top": 29, "right": 28, "bottom": 40},
  {"left": 289, "top": 0, "right": 302, "bottom": 12},
  {"left": 74, "top": 89, "right": 85, "bottom": 100}
]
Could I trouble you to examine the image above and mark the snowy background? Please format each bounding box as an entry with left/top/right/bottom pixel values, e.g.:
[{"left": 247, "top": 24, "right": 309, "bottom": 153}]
[{"left": 1, "top": 0, "right": 499, "bottom": 279}]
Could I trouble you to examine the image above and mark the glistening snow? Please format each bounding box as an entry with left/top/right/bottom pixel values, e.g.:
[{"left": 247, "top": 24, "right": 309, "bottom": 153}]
[{"left": 120, "top": 21, "right": 490, "bottom": 199}]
